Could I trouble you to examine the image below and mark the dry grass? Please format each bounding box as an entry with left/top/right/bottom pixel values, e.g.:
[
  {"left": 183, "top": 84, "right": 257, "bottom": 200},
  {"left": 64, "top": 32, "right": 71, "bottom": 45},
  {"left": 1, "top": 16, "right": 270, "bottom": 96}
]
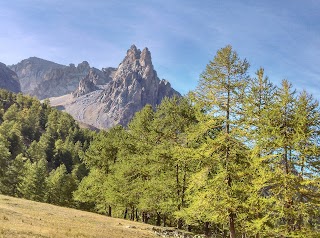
[{"left": 0, "top": 195, "right": 158, "bottom": 238}]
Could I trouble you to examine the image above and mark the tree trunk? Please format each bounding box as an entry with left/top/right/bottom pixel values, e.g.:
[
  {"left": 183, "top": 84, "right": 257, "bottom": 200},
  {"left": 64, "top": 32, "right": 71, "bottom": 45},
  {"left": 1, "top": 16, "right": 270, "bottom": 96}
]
[
  {"left": 181, "top": 163, "right": 187, "bottom": 208},
  {"left": 135, "top": 208, "right": 139, "bottom": 221},
  {"left": 177, "top": 219, "right": 183, "bottom": 229},
  {"left": 131, "top": 207, "right": 135, "bottom": 221},
  {"left": 156, "top": 212, "right": 161, "bottom": 226},
  {"left": 204, "top": 222, "right": 210, "bottom": 237},
  {"left": 142, "top": 212, "right": 146, "bottom": 223},
  {"left": 108, "top": 205, "right": 112, "bottom": 217},
  {"left": 123, "top": 208, "right": 128, "bottom": 219},
  {"left": 176, "top": 163, "right": 183, "bottom": 230},
  {"left": 176, "top": 164, "right": 180, "bottom": 210},
  {"left": 229, "top": 212, "right": 236, "bottom": 238}
]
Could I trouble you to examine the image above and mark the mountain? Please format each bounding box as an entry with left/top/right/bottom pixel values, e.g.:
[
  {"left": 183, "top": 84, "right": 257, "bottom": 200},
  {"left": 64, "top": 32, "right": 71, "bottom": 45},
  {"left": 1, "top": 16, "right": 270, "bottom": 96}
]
[
  {"left": 9, "top": 57, "right": 90, "bottom": 99},
  {"left": 50, "top": 45, "right": 180, "bottom": 129},
  {"left": 0, "top": 62, "right": 21, "bottom": 93}
]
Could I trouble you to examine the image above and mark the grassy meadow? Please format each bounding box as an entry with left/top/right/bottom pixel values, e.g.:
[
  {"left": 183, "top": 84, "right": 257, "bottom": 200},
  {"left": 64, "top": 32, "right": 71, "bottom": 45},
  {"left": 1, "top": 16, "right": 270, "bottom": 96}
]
[{"left": 0, "top": 195, "right": 158, "bottom": 238}]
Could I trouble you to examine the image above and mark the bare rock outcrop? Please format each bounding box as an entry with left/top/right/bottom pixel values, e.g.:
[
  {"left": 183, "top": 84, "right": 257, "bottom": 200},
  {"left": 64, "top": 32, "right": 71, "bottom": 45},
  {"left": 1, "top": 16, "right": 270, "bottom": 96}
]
[
  {"left": 72, "top": 67, "right": 115, "bottom": 97},
  {"left": 0, "top": 62, "right": 21, "bottom": 93}
]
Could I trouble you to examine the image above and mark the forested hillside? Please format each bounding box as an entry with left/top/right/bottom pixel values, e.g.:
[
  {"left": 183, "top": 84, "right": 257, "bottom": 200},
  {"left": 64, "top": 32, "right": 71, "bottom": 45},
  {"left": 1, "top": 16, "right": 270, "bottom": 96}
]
[
  {"left": 1, "top": 45, "right": 320, "bottom": 238},
  {"left": 0, "top": 90, "right": 92, "bottom": 206}
]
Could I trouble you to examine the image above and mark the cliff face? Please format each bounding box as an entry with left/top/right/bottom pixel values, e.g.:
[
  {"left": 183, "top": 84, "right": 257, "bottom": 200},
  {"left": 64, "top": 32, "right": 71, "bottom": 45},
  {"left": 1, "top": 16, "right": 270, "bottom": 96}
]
[
  {"left": 9, "top": 57, "right": 90, "bottom": 99},
  {"left": 0, "top": 62, "right": 21, "bottom": 93},
  {"left": 50, "top": 45, "right": 180, "bottom": 129}
]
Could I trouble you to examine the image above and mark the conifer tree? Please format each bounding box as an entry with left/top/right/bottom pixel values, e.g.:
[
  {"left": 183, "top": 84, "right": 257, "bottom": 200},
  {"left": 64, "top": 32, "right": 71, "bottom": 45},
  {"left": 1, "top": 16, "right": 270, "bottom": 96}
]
[
  {"left": 290, "top": 91, "right": 320, "bottom": 236},
  {"left": 241, "top": 68, "right": 277, "bottom": 236},
  {"left": 18, "top": 159, "right": 48, "bottom": 202},
  {"left": 0, "top": 154, "right": 25, "bottom": 196},
  {"left": 0, "top": 135, "right": 11, "bottom": 193},
  {"left": 46, "top": 164, "right": 76, "bottom": 206},
  {"left": 190, "top": 45, "right": 250, "bottom": 238}
]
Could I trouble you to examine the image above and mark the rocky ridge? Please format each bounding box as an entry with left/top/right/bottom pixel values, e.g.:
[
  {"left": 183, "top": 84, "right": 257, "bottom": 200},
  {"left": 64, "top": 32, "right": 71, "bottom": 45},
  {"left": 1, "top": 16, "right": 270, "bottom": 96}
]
[
  {"left": 0, "top": 62, "right": 21, "bottom": 93},
  {"left": 9, "top": 57, "right": 90, "bottom": 99}
]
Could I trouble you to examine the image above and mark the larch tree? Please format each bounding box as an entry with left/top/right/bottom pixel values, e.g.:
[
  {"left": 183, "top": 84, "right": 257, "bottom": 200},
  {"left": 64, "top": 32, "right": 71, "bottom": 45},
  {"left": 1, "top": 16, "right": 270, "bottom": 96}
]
[
  {"left": 291, "top": 90, "right": 320, "bottom": 236},
  {"left": 146, "top": 96, "right": 198, "bottom": 227},
  {"left": 45, "top": 164, "right": 76, "bottom": 206},
  {"left": 18, "top": 158, "right": 48, "bottom": 202},
  {"left": 190, "top": 45, "right": 250, "bottom": 238},
  {"left": 241, "top": 68, "right": 277, "bottom": 236}
]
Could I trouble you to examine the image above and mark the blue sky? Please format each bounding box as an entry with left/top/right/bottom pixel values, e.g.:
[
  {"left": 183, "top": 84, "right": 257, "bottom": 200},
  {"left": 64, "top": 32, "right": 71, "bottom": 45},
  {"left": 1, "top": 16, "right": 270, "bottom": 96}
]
[{"left": 0, "top": 0, "right": 319, "bottom": 96}]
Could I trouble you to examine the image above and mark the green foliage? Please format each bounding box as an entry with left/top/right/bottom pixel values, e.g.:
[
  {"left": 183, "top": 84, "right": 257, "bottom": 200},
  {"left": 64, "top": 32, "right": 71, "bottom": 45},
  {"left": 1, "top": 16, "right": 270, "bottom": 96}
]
[
  {"left": 0, "top": 90, "right": 90, "bottom": 209},
  {"left": 45, "top": 164, "right": 76, "bottom": 206},
  {"left": 18, "top": 159, "right": 48, "bottom": 202},
  {"left": 0, "top": 135, "right": 11, "bottom": 192},
  {"left": 0, "top": 154, "right": 25, "bottom": 196},
  {"left": 1, "top": 45, "right": 320, "bottom": 237}
]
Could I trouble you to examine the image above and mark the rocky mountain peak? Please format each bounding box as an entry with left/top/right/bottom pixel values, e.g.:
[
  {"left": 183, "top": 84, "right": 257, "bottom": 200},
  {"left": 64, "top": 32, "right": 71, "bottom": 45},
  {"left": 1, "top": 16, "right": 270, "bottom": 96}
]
[
  {"left": 140, "top": 47, "right": 152, "bottom": 67},
  {"left": 122, "top": 45, "right": 141, "bottom": 64},
  {"left": 120, "top": 45, "right": 153, "bottom": 69},
  {"left": 54, "top": 45, "right": 181, "bottom": 129},
  {"left": 77, "top": 61, "right": 90, "bottom": 72},
  {"left": 115, "top": 45, "right": 155, "bottom": 82}
]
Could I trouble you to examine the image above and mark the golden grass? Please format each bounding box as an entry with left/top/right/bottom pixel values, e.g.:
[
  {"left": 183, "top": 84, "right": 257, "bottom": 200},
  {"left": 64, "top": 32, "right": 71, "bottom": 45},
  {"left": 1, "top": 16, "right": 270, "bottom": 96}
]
[{"left": 0, "top": 195, "right": 158, "bottom": 238}]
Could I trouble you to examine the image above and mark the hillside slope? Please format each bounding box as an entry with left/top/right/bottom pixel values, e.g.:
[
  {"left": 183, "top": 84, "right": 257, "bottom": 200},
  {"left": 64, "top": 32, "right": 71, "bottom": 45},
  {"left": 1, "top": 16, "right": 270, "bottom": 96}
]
[{"left": 0, "top": 195, "right": 157, "bottom": 238}]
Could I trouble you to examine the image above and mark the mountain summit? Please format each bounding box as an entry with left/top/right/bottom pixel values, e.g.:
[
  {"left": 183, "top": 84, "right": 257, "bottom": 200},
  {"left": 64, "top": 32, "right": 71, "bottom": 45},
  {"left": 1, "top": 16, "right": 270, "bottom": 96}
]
[{"left": 49, "top": 45, "right": 180, "bottom": 129}]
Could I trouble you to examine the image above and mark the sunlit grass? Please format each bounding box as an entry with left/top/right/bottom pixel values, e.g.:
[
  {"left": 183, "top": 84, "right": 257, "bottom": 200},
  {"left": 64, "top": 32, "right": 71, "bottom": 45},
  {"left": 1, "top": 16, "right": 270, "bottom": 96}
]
[{"left": 0, "top": 195, "right": 157, "bottom": 238}]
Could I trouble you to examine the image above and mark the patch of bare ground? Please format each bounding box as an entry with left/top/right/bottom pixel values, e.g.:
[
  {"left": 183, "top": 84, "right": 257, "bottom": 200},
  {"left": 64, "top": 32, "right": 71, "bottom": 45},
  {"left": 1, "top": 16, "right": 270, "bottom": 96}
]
[{"left": 0, "top": 195, "right": 158, "bottom": 238}]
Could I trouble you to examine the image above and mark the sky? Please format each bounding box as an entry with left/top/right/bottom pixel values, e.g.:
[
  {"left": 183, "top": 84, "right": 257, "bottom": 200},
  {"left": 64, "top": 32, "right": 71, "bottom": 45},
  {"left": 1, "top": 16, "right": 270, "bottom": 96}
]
[{"left": 0, "top": 0, "right": 319, "bottom": 96}]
